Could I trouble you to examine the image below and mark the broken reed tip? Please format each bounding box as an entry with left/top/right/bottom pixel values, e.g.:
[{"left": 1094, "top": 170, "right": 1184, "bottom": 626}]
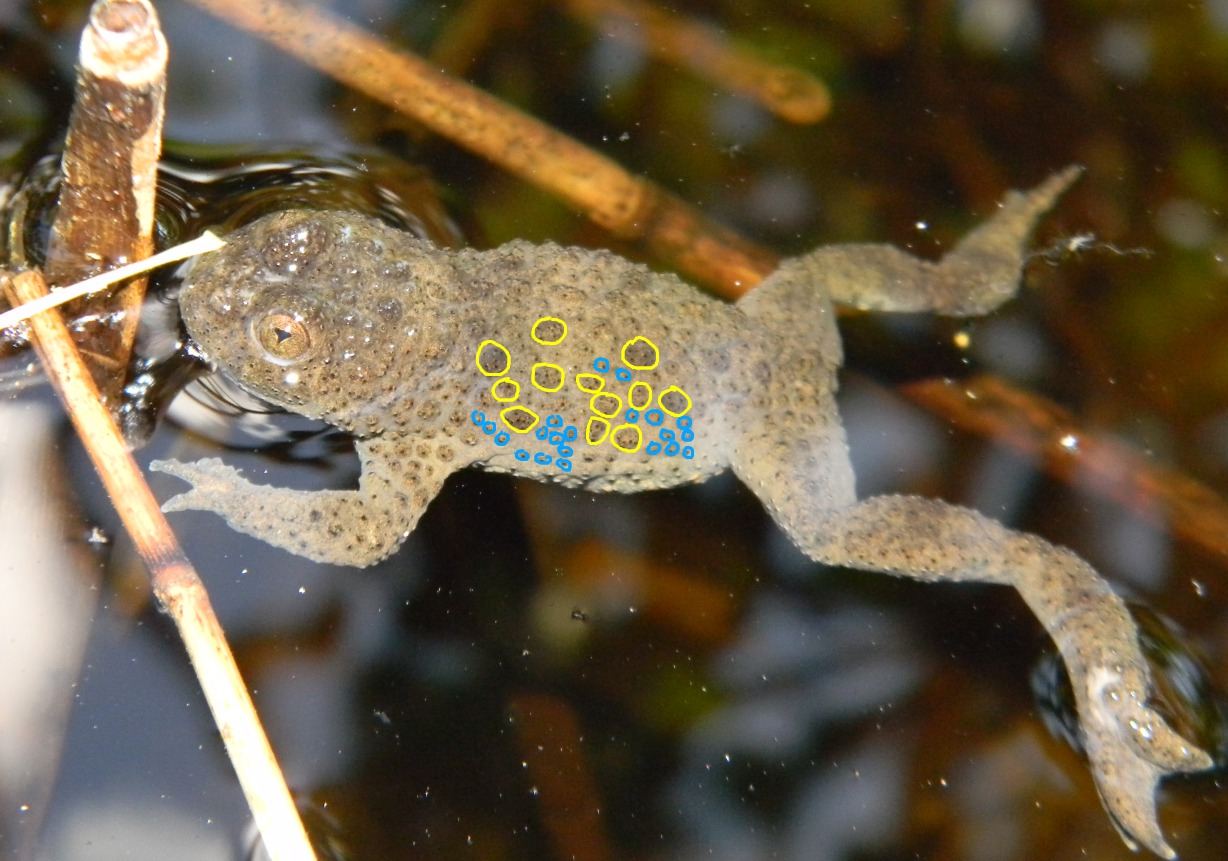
[
  {"left": 82, "top": 0, "right": 167, "bottom": 83},
  {"left": 96, "top": 0, "right": 151, "bottom": 34}
]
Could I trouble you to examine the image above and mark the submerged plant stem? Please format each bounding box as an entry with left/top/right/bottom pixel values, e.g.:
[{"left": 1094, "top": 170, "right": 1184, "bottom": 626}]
[
  {"left": 510, "top": 693, "right": 615, "bottom": 861},
  {"left": 1, "top": 269, "right": 317, "bottom": 861}
]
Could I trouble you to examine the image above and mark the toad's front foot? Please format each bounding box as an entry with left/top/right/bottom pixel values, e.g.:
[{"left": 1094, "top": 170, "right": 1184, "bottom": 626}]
[
  {"left": 151, "top": 443, "right": 442, "bottom": 567},
  {"left": 1081, "top": 666, "right": 1212, "bottom": 859}
]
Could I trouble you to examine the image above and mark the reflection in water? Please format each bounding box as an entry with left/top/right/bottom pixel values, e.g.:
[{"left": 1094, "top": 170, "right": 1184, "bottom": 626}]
[{"left": 670, "top": 594, "right": 923, "bottom": 860}]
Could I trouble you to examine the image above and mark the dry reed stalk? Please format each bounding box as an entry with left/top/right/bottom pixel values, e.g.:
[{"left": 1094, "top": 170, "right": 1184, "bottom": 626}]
[
  {"left": 0, "top": 233, "right": 223, "bottom": 332},
  {"left": 2, "top": 268, "right": 317, "bottom": 860}
]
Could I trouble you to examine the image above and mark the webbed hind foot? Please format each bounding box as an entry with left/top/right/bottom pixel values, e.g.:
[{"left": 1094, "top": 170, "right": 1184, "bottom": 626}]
[{"left": 1080, "top": 664, "right": 1212, "bottom": 859}]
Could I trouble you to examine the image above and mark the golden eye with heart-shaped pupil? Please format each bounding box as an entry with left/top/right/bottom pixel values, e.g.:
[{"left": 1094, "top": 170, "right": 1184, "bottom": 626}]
[{"left": 253, "top": 312, "right": 312, "bottom": 363}]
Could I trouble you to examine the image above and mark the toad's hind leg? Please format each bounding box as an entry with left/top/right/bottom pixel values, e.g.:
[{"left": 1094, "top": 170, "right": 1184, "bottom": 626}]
[
  {"left": 730, "top": 165, "right": 1207, "bottom": 856},
  {"left": 807, "top": 496, "right": 1209, "bottom": 858},
  {"left": 771, "top": 166, "right": 1083, "bottom": 316},
  {"left": 731, "top": 417, "right": 1211, "bottom": 857}
]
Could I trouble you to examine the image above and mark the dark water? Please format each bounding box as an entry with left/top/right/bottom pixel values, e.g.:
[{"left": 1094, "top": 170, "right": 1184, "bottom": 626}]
[{"left": 2, "top": 2, "right": 1228, "bottom": 860}]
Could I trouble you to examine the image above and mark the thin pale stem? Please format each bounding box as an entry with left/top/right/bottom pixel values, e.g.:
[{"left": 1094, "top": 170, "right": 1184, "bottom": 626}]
[{"left": 0, "top": 232, "right": 224, "bottom": 332}]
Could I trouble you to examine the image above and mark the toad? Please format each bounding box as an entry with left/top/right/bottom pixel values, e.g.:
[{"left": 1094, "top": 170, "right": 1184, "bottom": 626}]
[{"left": 152, "top": 168, "right": 1211, "bottom": 856}]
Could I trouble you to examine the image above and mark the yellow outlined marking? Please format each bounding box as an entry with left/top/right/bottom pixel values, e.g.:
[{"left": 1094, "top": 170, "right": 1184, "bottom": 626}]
[
  {"left": 610, "top": 424, "right": 643, "bottom": 453},
  {"left": 475, "top": 339, "right": 511, "bottom": 376},
  {"left": 621, "top": 335, "right": 659, "bottom": 370},
  {"left": 500, "top": 405, "right": 539, "bottom": 433},
  {"left": 532, "top": 362, "right": 566, "bottom": 392},
  {"left": 585, "top": 416, "right": 610, "bottom": 445},
  {"left": 628, "top": 381, "right": 653, "bottom": 409},
  {"left": 575, "top": 373, "right": 605, "bottom": 393},
  {"left": 658, "top": 385, "right": 693, "bottom": 416},
  {"left": 531, "top": 316, "right": 568, "bottom": 345},
  {"left": 492, "top": 378, "right": 520, "bottom": 402},
  {"left": 590, "top": 392, "right": 622, "bottom": 418}
]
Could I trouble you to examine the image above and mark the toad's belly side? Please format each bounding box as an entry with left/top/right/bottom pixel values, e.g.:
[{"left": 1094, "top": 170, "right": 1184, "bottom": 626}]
[{"left": 447, "top": 289, "right": 747, "bottom": 493}]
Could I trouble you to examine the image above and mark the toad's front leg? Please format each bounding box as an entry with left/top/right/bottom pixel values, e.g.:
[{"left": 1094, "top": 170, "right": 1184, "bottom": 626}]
[{"left": 151, "top": 436, "right": 450, "bottom": 567}]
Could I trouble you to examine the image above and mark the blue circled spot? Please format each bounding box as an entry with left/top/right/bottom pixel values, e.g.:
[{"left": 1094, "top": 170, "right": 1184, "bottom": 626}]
[
  {"left": 549, "top": 431, "right": 564, "bottom": 445},
  {"left": 682, "top": 446, "right": 694, "bottom": 459},
  {"left": 483, "top": 421, "right": 497, "bottom": 434},
  {"left": 556, "top": 459, "right": 572, "bottom": 472},
  {"left": 665, "top": 441, "right": 680, "bottom": 456},
  {"left": 495, "top": 431, "right": 510, "bottom": 447},
  {"left": 514, "top": 449, "right": 530, "bottom": 462},
  {"left": 536, "top": 427, "right": 550, "bottom": 440},
  {"left": 593, "top": 357, "right": 610, "bottom": 372},
  {"left": 646, "top": 441, "right": 662, "bottom": 455},
  {"left": 677, "top": 415, "right": 692, "bottom": 429},
  {"left": 681, "top": 429, "right": 695, "bottom": 442},
  {"left": 557, "top": 444, "right": 574, "bottom": 457},
  {"left": 471, "top": 410, "right": 485, "bottom": 425},
  {"left": 660, "top": 428, "right": 675, "bottom": 442},
  {"left": 547, "top": 414, "right": 563, "bottom": 427},
  {"left": 625, "top": 408, "right": 639, "bottom": 423},
  {"left": 645, "top": 409, "right": 664, "bottom": 426},
  {"left": 614, "top": 367, "right": 632, "bottom": 382},
  {"left": 564, "top": 426, "right": 578, "bottom": 441},
  {"left": 534, "top": 452, "right": 553, "bottom": 465}
]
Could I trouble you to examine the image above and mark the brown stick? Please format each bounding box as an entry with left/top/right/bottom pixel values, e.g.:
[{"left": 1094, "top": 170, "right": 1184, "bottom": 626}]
[
  {"left": 1, "top": 268, "right": 316, "bottom": 861},
  {"left": 561, "top": 0, "right": 831, "bottom": 124},
  {"left": 43, "top": 0, "right": 166, "bottom": 406},
  {"left": 184, "top": 0, "right": 778, "bottom": 298},
  {"left": 903, "top": 375, "right": 1228, "bottom": 562}
]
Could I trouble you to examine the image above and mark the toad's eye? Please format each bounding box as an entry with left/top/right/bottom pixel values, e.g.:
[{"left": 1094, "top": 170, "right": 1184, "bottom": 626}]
[{"left": 251, "top": 311, "right": 314, "bottom": 365}]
